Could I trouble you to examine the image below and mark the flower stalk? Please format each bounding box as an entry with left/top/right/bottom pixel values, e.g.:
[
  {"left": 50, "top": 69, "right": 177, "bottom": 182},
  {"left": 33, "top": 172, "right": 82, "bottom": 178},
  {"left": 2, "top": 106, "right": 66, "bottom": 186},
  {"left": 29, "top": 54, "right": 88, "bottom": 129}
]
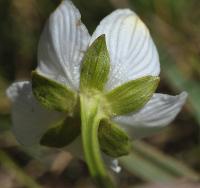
[{"left": 80, "top": 93, "right": 114, "bottom": 188}]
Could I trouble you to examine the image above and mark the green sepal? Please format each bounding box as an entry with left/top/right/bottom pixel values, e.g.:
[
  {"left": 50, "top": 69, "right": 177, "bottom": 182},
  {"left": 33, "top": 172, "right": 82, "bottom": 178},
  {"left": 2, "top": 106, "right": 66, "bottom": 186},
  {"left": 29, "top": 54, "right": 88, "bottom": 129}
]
[
  {"left": 98, "top": 119, "right": 131, "bottom": 158},
  {"left": 80, "top": 35, "right": 110, "bottom": 91},
  {"left": 32, "top": 71, "right": 77, "bottom": 113},
  {"left": 40, "top": 116, "right": 80, "bottom": 148},
  {"left": 106, "top": 76, "right": 160, "bottom": 115}
]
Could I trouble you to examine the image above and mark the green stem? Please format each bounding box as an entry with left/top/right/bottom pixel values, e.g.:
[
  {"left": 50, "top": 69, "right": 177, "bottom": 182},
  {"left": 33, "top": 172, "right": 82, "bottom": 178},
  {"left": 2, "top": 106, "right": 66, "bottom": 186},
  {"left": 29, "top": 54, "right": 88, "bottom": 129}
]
[{"left": 80, "top": 94, "right": 115, "bottom": 188}]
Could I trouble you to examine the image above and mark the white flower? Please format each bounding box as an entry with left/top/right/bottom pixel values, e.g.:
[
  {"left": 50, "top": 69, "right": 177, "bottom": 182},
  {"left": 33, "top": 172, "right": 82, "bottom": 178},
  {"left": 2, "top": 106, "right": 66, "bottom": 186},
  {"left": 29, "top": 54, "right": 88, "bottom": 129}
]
[{"left": 7, "top": 0, "right": 187, "bottom": 171}]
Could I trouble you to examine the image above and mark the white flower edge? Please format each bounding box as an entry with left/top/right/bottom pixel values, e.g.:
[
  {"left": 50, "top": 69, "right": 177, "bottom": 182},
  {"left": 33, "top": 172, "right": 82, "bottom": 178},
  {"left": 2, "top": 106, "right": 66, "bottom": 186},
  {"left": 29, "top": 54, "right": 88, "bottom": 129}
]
[
  {"left": 113, "top": 92, "right": 188, "bottom": 139},
  {"left": 6, "top": 81, "right": 65, "bottom": 146}
]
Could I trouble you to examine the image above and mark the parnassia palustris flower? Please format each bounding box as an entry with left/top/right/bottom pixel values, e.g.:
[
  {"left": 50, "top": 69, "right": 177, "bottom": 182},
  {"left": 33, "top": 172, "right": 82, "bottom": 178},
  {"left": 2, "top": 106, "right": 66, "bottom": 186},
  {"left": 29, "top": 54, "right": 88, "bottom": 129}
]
[{"left": 7, "top": 0, "right": 187, "bottom": 173}]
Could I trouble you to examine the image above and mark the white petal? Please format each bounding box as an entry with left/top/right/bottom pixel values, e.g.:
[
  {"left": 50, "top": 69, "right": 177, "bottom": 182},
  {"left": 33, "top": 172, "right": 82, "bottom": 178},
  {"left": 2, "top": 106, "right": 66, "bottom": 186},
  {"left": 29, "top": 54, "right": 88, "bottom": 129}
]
[
  {"left": 110, "top": 159, "right": 122, "bottom": 173},
  {"left": 90, "top": 9, "right": 160, "bottom": 90},
  {"left": 113, "top": 92, "right": 188, "bottom": 139},
  {"left": 37, "top": 0, "right": 90, "bottom": 90},
  {"left": 103, "top": 155, "right": 122, "bottom": 173},
  {"left": 6, "top": 81, "right": 64, "bottom": 146}
]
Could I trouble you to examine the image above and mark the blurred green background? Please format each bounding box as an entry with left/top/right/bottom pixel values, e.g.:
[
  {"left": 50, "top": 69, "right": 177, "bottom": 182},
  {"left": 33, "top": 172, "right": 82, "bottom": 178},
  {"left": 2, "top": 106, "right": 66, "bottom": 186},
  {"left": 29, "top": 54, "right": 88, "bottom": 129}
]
[{"left": 0, "top": 0, "right": 200, "bottom": 187}]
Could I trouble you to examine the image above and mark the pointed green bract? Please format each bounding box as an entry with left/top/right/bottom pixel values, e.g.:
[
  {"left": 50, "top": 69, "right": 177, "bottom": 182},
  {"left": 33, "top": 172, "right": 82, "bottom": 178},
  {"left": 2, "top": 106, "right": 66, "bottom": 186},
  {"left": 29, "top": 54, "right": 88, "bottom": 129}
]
[
  {"left": 106, "top": 76, "right": 160, "bottom": 115},
  {"left": 98, "top": 119, "right": 131, "bottom": 158},
  {"left": 40, "top": 116, "right": 80, "bottom": 148},
  {"left": 32, "top": 71, "right": 77, "bottom": 113},
  {"left": 80, "top": 35, "right": 110, "bottom": 91}
]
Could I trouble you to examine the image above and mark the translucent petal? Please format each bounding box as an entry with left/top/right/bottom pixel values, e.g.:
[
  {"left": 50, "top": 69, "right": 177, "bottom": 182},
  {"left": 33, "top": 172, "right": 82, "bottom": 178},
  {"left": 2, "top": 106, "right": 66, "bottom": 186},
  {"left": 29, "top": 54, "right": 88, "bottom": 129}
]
[
  {"left": 103, "top": 155, "right": 122, "bottom": 173},
  {"left": 22, "top": 145, "right": 60, "bottom": 167},
  {"left": 37, "top": 0, "right": 90, "bottom": 90},
  {"left": 113, "top": 92, "right": 188, "bottom": 139},
  {"left": 90, "top": 9, "right": 160, "bottom": 90},
  {"left": 6, "top": 81, "right": 64, "bottom": 146}
]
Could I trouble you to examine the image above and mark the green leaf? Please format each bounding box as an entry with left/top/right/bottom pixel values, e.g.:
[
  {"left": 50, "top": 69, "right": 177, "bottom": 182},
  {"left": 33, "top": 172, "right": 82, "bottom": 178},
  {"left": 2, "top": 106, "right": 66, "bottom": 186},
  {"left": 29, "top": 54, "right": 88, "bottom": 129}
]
[
  {"left": 98, "top": 119, "right": 131, "bottom": 158},
  {"left": 80, "top": 94, "right": 114, "bottom": 188},
  {"left": 40, "top": 116, "right": 80, "bottom": 148},
  {"left": 32, "top": 71, "right": 77, "bottom": 113},
  {"left": 120, "top": 141, "right": 200, "bottom": 182},
  {"left": 106, "top": 76, "right": 160, "bottom": 115},
  {"left": 80, "top": 34, "right": 110, "bottom": 91}
]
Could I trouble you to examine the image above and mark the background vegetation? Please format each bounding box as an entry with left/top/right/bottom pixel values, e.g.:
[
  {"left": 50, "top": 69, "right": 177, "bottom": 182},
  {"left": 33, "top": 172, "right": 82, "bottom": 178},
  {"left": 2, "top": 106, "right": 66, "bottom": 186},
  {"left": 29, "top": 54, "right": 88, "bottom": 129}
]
[{"left": 0, "top": 0, "right": 200, "bottom": 187}]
